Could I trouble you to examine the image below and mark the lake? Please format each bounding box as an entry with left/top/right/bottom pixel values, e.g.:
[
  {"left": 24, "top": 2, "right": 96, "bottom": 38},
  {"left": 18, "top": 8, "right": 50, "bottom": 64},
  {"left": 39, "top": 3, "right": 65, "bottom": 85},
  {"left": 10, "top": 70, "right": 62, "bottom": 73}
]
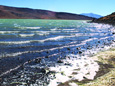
[{"left": 0, "top": 19, "right": 115, "bottom": 86}]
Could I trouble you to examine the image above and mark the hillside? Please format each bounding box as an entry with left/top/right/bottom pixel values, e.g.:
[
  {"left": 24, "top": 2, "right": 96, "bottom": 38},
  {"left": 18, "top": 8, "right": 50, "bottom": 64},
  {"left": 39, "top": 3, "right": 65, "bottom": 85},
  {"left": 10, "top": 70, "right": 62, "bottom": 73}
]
[
  {"left": 0, "top": 5, "right": 93, "bottom": 20},
  {"left": 94, "top": 12, "right": 115, "bottom": 25}
]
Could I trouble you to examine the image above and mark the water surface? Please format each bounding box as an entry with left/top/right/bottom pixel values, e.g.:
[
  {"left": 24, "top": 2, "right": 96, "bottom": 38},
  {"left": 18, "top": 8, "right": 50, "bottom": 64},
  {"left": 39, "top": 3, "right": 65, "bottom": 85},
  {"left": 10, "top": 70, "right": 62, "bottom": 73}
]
[{"left": 0, "top": 19, "right": 114, "bottom": 85}]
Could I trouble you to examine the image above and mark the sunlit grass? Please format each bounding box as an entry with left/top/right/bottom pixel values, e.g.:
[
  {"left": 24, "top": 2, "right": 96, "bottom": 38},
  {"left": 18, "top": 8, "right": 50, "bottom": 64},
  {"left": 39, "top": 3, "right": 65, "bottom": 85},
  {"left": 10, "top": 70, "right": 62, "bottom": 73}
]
[
  {"left": 59, "top": 48, "right": 115, "bottom": 86},
  {"left": 80, "top": 48, "right": 115, "bottom": 86},
  {"left": 81, "top": 69, "right": 115, "bottom": 86}
]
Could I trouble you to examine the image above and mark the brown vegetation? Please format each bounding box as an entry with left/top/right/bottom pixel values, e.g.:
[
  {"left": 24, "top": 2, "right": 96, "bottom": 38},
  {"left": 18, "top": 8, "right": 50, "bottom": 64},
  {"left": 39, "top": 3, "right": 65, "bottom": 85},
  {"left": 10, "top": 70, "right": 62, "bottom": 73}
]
[
  {"left": 95, "top": 12, "right": 115, "bottom": 25},
  {"left": 0, "top": 5, "right": 93, "bottom": 20}
]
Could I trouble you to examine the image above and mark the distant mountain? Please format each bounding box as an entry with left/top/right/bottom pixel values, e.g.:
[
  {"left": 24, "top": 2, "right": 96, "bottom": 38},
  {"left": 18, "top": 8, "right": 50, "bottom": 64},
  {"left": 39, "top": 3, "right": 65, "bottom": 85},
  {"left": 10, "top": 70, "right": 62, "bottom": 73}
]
[
  {"left": 0, "top": 5, "right": 93, "bottom": 20},
  {"left": 80, "top": 13, "right": 103, "bottom": 19},
  {"left": 94, "top": 12, "right": 115, "bottom": 25}
]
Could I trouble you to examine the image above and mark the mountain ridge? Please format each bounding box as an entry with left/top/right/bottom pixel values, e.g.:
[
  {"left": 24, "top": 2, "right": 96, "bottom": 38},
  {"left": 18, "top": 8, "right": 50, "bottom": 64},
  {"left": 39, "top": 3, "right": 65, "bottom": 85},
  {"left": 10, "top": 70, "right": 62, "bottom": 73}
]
[
  {"left": 0, "top": 5, "right": 93, "bottom": 20},
  {"left": 80, "top": 13, "right": 102, "bottom": 19}
]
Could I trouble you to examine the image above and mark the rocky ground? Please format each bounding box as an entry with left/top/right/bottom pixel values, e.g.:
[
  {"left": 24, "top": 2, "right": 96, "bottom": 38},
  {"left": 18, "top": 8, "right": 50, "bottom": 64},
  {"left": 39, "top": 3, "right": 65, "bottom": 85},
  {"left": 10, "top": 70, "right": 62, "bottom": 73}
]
[
  {"left": 92, "top": 12, "right": 115, "bottom": 25},
  {"left": 59, "top": 48, "right": 115, "bottom": 86}
]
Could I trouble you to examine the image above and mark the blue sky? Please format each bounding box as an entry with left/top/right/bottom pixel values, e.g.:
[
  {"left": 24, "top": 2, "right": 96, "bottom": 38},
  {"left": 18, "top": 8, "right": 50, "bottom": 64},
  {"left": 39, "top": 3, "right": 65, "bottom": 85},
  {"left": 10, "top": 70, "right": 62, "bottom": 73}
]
[{"left": 0, "top": 0, "right": 114, "bottom": 16}]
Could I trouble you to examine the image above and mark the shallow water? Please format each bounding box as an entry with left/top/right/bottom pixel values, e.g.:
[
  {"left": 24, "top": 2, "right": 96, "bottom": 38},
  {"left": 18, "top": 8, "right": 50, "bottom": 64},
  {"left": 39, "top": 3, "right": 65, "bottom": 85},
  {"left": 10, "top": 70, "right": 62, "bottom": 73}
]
[
  {"left": 0, "top": 19, "right": 115, "bottom": 85},
  {"left": 0, "top": 19, "right": 113, "bottom": 58}
]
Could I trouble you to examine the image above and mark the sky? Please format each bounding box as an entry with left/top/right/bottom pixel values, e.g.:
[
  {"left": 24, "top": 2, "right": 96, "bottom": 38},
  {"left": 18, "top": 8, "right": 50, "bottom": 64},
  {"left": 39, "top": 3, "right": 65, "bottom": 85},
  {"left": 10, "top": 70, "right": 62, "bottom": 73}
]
[{"left": 0, "top": 0, "right": 114, "bottom": 16}]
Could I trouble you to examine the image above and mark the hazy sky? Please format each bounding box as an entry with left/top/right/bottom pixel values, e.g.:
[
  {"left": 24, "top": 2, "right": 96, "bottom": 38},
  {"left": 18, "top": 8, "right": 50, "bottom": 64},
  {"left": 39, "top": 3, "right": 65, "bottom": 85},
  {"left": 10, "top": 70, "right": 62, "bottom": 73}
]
[{"left": 0, "top": 0, "right": 114, "bottom": 16}]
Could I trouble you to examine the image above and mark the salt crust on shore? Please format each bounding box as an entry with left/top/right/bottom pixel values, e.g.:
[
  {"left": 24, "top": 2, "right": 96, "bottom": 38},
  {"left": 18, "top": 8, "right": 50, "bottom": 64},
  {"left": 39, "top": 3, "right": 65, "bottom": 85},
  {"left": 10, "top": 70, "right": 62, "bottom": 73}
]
[
  {"left": 48, "top": 38, "right": 115, "bottom": 86},
  {"left": 48, "top": 55, "right": 99, "bottom": 86},
  {"left": 69, "top": 82, "right": 78, "bottom": 86}
]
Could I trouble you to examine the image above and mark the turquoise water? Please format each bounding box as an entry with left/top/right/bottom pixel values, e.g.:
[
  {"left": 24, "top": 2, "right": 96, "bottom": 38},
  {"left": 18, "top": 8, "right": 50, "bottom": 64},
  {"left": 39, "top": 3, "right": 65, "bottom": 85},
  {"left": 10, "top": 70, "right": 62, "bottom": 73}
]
[
  {"left": 0, "top": 19, "right": 112, "bottom": 55},
  {"left": 0, "top": 20, "right": 93, "bottom": 56},
  {"left": 0, "top": 19, "right": 114, "bottom": 85}
]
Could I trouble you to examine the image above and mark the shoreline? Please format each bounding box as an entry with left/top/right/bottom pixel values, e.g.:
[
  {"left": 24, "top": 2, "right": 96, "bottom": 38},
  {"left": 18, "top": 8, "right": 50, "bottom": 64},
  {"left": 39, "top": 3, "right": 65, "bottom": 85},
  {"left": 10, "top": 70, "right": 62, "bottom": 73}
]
[
  {"left": 59, "top": 47, "right": 115, "bottom": 86},
  {"left": 48, "top": 38, "right": 115, "bottom": 86},
  {"left": 57, "top": 21, "right": 115, "bottom": 85},
  {"left": 91, "top": 21, "right": 115, "bottom": 27}
]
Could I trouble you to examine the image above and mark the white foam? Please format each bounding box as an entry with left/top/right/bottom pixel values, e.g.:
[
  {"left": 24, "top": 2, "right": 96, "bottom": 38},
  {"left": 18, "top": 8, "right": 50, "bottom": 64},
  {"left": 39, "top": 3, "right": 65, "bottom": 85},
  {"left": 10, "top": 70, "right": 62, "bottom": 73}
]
[
  {"left": 40, "top": 35, "right": 74, "bottom": 42},
  {"left": 62, "top": 29, "right": 75, "bottom": 31},
  {"left": 92, "top": 23, "right": 112, "bottom": 29},
  {"left": 0, "top": 31, "right": 20, "bottom": 34},
  {"left": 74, "top": 33, "right": 99, "bottom": 37},
  {"left": 36, "top": 31, "right": 50, "bottom": 36},
  {"left": 20, "top": 27, "right": 41, "bottom": 29},
  {"left": 50, "top": 28, "right": 58, "bottom": 31},
  {"left": 49, "top": 57, "right": 100, "bottom": 85},
  {"left": 19, "top": 34, "right": 34, "bottom": 37},
  {"left": 0, "top": 51, "right": 29, "bottom": 58},
  {"left": 0, "top": 41, "right": 31, "bottom": 44},
  {"left": 82, "top": 38, "right": 98, "bottom": 43},
  {"left": 35, "top": 31, "right": 61, "bottom": 36},
  {"left": 86, "top": 28, "right": 98, "bottom": 32},
  {"left": 69, "top": 82, "right": 78, "bottom": 86},
  {"left": 0, "top": 35, "right": 75, "bottom": 44}
]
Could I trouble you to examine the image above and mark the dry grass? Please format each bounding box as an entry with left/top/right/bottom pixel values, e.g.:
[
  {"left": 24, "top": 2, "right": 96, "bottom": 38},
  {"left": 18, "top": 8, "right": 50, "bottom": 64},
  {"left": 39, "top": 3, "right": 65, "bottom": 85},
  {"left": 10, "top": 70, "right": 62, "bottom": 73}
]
[
  {"left": 80, "top": 48, "right": 115, "bottom": 86},
  {"left": 81, "top": 69, "right": 115, "bottom": 86},
  {"left": 95, "top": 50, "right": 115, "bottom": 67},
  {"left": 59, "top": 48, "right": 115, "bottom": 86}
]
